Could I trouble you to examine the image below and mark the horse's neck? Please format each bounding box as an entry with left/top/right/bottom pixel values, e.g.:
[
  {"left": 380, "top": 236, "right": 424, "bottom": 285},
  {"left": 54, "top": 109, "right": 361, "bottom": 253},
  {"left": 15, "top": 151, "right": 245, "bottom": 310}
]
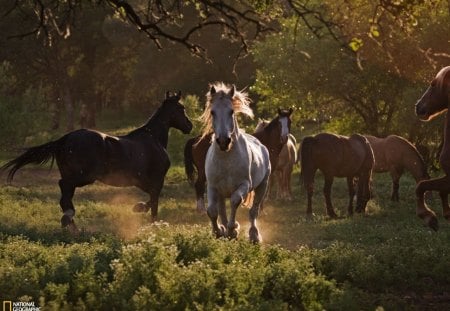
[
  {"left": 256, "top": 125, "right": 282, "bottom": 154},
  {"left": 143, "top": 117, "right": 170, "bottom": 148}
]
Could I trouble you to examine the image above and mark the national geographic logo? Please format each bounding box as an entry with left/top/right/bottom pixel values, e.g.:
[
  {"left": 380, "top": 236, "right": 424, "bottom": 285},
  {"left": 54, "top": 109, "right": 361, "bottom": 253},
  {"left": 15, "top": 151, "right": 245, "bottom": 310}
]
[{"left": 3, "top": 301, "right": 40, "bottom": 311}]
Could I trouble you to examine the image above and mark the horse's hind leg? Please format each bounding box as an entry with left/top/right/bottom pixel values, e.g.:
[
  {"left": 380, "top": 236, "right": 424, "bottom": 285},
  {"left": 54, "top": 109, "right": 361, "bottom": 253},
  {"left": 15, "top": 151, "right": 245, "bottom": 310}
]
[
  {"left": 195, "top": 170, "right": 207, "bottom": 213},
  {"left": 346, "top": 177, "right": 356, "bottom": 216},
  {"left": 58, "top": 179, "right": 78, "bottom": 232},
  {"left": 248, "top": 175, "right": 269, "bottom": 243}
]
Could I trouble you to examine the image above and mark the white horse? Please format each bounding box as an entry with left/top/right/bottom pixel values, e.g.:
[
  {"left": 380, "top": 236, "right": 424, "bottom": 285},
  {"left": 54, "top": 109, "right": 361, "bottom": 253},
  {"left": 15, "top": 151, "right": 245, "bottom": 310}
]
[{"left": 200, "top": 82, "right": 271, "bottom": 243}]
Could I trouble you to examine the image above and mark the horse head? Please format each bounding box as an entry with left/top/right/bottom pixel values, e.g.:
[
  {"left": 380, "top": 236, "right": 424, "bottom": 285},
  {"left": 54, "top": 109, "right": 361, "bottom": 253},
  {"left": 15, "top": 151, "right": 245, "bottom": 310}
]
[
  {"left": 277, "top": 107, "right": 293, "bottom": 144},
  {"left": 416, "top": 66, "right": 450, "bottom": 121},
  {"left": 209, "top": 85, "right": 236, "bottom": 151},
  {"left": 163, "top": 91, "right": 193, "bottom": 134}
]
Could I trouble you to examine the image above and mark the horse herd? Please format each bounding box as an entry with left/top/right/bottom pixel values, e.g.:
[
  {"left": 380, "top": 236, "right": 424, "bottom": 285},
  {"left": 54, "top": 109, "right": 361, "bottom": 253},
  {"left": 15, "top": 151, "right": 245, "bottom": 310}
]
[{"left": 2, "top": 66, "right": 450, "bottom": 241}]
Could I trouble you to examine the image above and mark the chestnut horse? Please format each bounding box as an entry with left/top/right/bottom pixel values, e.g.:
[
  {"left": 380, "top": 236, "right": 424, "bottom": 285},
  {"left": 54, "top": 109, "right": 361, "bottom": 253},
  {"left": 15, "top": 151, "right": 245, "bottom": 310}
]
[
  {"left": 300, "top": 133, "right": 374, "bottom": 217},
  {"left": 415, "top": 66, "right": 450, "bottom": 231},
  {"left": 184, "top": 108, "right": 292, "bottom": 212},
  {"left": 2, "top": 92, "right": 193, "bottom": 231},
  {"left": 365, "top": 135, "right": 430, "bottom": 201}
]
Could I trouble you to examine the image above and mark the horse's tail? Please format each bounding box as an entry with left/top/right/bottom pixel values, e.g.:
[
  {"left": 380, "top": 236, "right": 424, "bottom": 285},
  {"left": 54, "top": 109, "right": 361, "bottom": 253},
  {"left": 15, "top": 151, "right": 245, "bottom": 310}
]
[
  {"left": 1, "top": 139, "right": 61, "bottom": 183},
  {"left": 184, "top": 136, "right": 198, "bottom": 186},
  {"left": 300, "top": 136, "right": 316, "bottom": 186}
]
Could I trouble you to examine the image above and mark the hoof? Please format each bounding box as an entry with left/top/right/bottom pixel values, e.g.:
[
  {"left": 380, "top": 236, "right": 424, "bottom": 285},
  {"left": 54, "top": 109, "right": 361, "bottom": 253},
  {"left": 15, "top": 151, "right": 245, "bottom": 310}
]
[
  {"left": 227, "top": 222, "right": 240, "bottom": 239},
  {"left": 133, "top": 202, "right": 148, "bottom": 213},
  {"left": 215, "top": 225, "right": 226, "bottom": 238},
  {"left": 426, "top": 215, "right": 439, "bottom": 231},
  {"left": 61, "top": 215, "right": 79, "bottom": 234},
  {"left": 249, "top": 227, "right": 261, "bottom": 244},
  {"left": 61, "top": 214, "right": 74, "bottom": 228}
]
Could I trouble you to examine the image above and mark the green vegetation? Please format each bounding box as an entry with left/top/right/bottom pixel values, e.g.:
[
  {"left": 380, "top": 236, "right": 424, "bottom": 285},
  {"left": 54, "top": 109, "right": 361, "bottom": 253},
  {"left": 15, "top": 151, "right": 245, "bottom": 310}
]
[
  {"left": 1, "top": 0, "right": 450, "bottom": 309},
  {"left": 1, "top": 130, "right": 449, "bottom": 310}
]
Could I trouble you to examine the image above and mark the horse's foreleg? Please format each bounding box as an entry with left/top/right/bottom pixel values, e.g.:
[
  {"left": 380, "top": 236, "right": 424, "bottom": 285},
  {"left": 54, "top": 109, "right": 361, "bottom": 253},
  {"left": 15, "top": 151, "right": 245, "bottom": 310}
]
[
  {"left": 228, "top": 182, "right": 250, "bottom": 239},
  {"left": 346, "top": 177, "right": 355, "bottom": 216},
  {"left": 415, "top": 177, "right": 448, "bottom": 231},
  {"left": 207, "top": 188, "right": 226, "bottom": 238},
  {"left": 356, "top": 172, "right": 371, "bottom": 213},
  {"left": 146, "top": 180, "right": 164, "bottom": 222},
  {"left": 389, "top": 169, "right": 401, "bottom": 202},
  {"left": 58, "top": 179, "right": 78, "bottom": 233},
  {"left": 323, "top": 176, "right": 337, "bottom": 218}
]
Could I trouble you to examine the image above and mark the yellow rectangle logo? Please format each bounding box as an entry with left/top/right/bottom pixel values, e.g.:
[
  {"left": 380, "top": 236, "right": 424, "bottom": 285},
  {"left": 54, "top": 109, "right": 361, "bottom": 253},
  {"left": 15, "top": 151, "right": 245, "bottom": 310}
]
[{"left": 3, "top": 301, "right": 12, "bottom": 311}]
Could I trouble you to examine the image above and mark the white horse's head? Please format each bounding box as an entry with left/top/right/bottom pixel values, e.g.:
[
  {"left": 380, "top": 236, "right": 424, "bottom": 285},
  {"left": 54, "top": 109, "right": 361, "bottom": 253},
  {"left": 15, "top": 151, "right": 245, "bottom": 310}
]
[{"left": 200, "top": 82, "right": 253, "bottom": 151}]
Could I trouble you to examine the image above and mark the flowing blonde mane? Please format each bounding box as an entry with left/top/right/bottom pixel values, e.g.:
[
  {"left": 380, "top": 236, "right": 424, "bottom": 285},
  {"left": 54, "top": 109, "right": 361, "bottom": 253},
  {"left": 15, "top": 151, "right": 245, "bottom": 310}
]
[
  {"left": 435, "top": 66, "right": 450, "bottom": 92},
  {"left": 199, "top": 82, "right": 253, "bottom": 138}
]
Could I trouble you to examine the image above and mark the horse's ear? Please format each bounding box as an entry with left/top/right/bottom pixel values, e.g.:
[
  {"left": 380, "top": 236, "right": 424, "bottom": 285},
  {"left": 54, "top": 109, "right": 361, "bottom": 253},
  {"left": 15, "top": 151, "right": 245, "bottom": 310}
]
[
  {"left": 166, "top": 91, "right": 170, "bottom": 99},
  {"left": 288, "top": 107, "right": 293, "bottom": 115},
  {"left": 177, "top": 90, "right": 182, "bottom": 98},
  {"left": 277, "top": 107, "right": 282, "bottom": 115},
  {"left": 210, "top": 86, "right": 216, "bottom": 95},
  {"left": 229, "top": 85, "right": 235, "bottom": 98}
]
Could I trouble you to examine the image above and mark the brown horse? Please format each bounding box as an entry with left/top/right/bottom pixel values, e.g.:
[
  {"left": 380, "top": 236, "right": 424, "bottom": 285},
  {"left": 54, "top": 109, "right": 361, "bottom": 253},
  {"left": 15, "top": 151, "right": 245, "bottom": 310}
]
[
  {"left": 255, "top": 119, "right": 297, "bottom": 200},
  {"left": 415, "top": 66, "right": 450, "bottom": 231},
  {"left": 300, "top": 133, "right": 374, "bottom": 217},
  {"left": 184, "top": 108, "right": 292, "bottom": 212},
  {"left": 365, "top": 135, "right": 430, "bottom": 201}
]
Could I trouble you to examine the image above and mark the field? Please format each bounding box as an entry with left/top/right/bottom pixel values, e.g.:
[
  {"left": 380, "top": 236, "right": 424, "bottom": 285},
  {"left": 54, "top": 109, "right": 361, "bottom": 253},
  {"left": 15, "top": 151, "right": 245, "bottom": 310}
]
[{"left": 1, "top": 131, "right": 450, "bottom": 310}]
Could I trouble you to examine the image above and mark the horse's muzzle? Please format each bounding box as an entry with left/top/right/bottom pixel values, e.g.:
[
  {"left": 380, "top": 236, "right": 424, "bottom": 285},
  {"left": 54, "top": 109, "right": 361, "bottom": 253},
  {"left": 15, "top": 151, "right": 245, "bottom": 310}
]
[
  {"left": 415, "top": 101, "right": 430, "bottom": 120},
  {"left": 216, "top": 136, "right": 232, "bottom": 151}
]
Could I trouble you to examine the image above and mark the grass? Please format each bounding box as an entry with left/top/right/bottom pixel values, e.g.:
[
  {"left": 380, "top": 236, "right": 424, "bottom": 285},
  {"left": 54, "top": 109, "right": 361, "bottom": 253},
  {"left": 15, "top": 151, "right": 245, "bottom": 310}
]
[{"left": 1, "top": 127, "right": 450, "bottom": 309}]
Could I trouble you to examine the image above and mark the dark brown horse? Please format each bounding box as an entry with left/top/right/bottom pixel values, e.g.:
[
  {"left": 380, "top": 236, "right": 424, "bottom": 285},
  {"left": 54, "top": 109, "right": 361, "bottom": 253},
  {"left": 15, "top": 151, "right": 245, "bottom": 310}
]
[
  {"left": 415, "top": 66, "right": 450, "bottom": 231},
  {"left": 365, "top": 135, "right": 430, "bottom": 201},
  {"left": 2, "top": 92, "right": 193, "bottom": 232},
  {"left": 300, "top": 133, "right": 374, "bottom": 217},
  {"left": 184, "top": 108, "right": 292, "bottom": 212}
]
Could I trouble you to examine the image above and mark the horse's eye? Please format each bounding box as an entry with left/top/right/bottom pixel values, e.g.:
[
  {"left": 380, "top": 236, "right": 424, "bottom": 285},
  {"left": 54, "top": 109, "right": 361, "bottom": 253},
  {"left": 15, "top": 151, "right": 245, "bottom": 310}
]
[
  {"left": 211, "top": 111, "right": 216, "bottom": 117},
  {"left": 229, "top": 110, "right": 234, "bottom": 116}
]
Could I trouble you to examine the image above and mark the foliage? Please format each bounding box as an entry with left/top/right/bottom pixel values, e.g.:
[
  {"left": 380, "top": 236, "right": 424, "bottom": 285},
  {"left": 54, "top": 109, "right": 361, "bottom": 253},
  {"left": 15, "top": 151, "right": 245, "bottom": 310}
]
[{"left": 0, "top": 62, "right": 49, "bottom": 148}]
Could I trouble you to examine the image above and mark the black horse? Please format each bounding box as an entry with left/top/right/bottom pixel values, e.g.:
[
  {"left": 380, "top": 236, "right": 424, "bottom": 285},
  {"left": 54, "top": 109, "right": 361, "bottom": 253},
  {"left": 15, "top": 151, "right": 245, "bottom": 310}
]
[{"left": 2, "top": 92, "right": 193, "bottom": 232}]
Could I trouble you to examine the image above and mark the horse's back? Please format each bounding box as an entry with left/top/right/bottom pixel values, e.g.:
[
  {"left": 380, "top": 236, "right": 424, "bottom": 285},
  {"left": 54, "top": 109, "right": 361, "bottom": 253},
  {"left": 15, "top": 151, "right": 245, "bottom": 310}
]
[{"left": 306, "top": 133, "right": 372, "bottom": 177}]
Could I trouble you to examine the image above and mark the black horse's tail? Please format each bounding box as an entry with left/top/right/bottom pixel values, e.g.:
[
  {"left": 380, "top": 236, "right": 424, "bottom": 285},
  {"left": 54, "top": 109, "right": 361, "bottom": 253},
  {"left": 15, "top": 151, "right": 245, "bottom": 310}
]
[
  {"left": 1, "top": 139, "right": 61, "bottom": 183},
  {"left": 300, "top": 136, "right": 316, "bottom": 186},
  {"left": 184, "top": 136, "right": 198, "bottom": 186}
]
